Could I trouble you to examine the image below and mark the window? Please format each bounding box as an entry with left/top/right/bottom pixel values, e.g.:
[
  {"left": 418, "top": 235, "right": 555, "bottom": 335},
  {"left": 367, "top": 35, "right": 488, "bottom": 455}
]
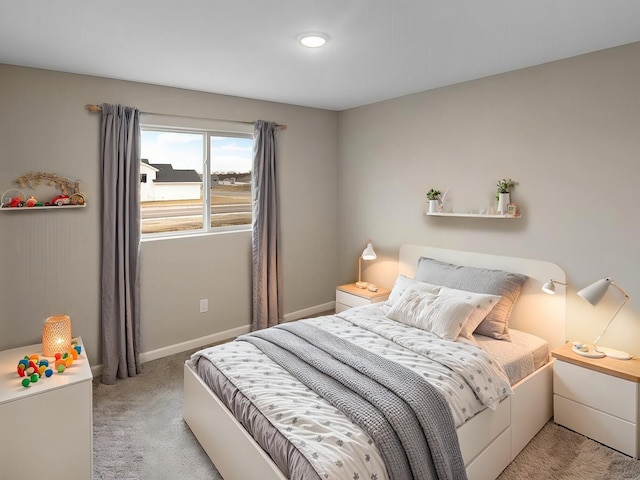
[{"left": 140, "top": 127, "right": 253, "bottom": 236}]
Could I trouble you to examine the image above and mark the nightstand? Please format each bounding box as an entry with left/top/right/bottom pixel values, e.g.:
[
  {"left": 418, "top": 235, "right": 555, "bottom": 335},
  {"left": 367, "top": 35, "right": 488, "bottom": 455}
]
[
  {"left": 0, "top": 337, "right": 93, "bottom": 478},
  {"left": 552, "top": 342, "right": 640, "bottom": 458},
  {"left": 335, "top": 283, "right": 390, "bottom": 313}
]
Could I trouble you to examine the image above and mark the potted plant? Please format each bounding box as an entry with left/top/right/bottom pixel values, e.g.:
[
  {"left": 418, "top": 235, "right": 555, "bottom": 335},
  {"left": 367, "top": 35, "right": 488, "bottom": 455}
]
[
  {"left": 426, "top": 188, "right": 441, "bottom": 213},
  {"left": 496, "top": 178, "right": 517, "bottom": 215}
]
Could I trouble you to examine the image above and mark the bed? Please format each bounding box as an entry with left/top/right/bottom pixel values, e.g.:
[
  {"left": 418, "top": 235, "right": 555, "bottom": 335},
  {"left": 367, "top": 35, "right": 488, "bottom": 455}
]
[{"left": 184, "top": 245, "right": 566, "bottom": 480}]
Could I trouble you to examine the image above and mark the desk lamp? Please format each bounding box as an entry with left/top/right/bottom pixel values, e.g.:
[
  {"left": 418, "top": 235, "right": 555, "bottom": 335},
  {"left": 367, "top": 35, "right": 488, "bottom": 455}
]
[
  {"left": 574, "top": 277, "right": 631, "bottom": 360},
  {"left": 356, "top": 241, "right": 377, "bottom": 289}
]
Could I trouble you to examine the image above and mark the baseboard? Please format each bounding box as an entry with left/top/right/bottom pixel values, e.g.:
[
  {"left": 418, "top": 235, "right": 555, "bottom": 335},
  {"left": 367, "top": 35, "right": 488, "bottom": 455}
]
[
  {"left": 90, "top": 324, "right": 251, "bottom": 378},
  {"left": 91, "top": 303, "right": 336, "bottom": 378},
  {"left": 282, "top": 302, "right": 335, "bottom": 322}
]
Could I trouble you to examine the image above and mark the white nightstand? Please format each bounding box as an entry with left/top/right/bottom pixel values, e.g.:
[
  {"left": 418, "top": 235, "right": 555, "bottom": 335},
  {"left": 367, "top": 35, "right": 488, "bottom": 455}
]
[
  {"left": 0, "top": 337, "right": 93, "bottom": 479},
  {"left": 552, "top": 342, "right": 640, "bottom": 458},
  {"left": 335, "top": 283, "right": 390, "bottom": 313}
]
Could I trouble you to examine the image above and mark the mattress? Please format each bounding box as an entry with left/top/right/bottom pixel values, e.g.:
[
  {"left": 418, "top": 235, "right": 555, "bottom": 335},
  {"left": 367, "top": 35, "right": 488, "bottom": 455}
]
[
  {"left": 190, "top": 305, "right": 548, "bottom": 479},
  {"left": 473, "top": 328, "right": 549, "bottom": 385}
]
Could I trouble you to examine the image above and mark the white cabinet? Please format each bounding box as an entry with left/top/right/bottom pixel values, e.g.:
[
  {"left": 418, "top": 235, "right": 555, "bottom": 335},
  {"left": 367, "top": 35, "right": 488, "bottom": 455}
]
[
  {"left": 0, "top": 337, "right": 93, "bottom": 479},
  {"left": 552, "top": 343, "right": 640, "bottom": 458},
  {"left": 335, "top": 283, "right": 390, "bottom": 313}
]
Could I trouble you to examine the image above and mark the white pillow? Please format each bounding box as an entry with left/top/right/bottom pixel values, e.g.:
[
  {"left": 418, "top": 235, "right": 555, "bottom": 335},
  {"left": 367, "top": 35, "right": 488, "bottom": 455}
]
[
  {"left": 439, "top": 287, "right": 501, "bottom": 341},
  {"left": 386, "top": 287, "right": 470, "bottom": 340},
  {"left": 385, "top": 274, "right": 441, "bottom": 307},
  {"left": 386, "top": 285, "right": 501, "bottom": 341}
]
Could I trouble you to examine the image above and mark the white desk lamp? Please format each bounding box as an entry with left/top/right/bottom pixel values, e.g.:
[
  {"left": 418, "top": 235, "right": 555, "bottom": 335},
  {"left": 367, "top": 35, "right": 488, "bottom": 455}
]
[
  {"left": 541, "top": 279, "right": 567, "bottom": 295},
  {"left": 574, "top": 277, "right": 631, "bottom": 360},
  {"left": 355, "top": 241, "right": 377, "bottom": 289}
]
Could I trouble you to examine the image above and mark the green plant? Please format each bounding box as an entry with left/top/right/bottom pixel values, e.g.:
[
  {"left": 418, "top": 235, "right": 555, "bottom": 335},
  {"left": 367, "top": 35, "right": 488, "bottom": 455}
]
[
  {"left": 496, "top": 178, "right": 517, "bottom": 194},
  {"left": 426, "top": 188, "right": 441, "bottom": 201}
]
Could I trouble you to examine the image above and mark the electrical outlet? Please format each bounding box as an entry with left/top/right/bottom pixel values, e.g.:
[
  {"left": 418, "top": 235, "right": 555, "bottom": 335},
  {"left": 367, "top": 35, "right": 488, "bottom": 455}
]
[{"left": 199, "top": 299, "right": 208, "bottom": 313}]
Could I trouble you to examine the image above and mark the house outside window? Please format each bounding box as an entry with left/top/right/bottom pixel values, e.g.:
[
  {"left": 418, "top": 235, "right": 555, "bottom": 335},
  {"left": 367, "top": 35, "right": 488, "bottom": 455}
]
[{"left": 140, "top": 127, "right": 253, "bottom": 237}]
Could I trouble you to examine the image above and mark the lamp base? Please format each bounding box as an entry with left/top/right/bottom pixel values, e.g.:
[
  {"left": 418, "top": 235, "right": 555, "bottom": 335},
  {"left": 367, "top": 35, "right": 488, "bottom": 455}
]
[
  {"left": 355, "top": 281, "right": 369, "bottom": 289},
  {"left": 572, "top": 345, "right": 605, "bottom": 358},
  {"left": 571, "top": 344, "right": 632, "bottom": 360},
  {"left": 597, "top": 346, "right": 632, "bottom": 360}
]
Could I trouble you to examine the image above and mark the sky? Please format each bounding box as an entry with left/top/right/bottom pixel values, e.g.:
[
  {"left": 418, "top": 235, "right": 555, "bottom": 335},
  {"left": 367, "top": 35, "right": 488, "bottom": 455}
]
[{"left": 141, "top": 130, "right": 253, "bottom": 174}]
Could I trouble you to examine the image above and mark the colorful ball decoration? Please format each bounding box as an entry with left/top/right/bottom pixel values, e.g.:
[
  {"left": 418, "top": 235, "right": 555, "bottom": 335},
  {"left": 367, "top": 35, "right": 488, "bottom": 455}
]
[{"left": 16, "top": 349, "right": 76, "bottom": 387}]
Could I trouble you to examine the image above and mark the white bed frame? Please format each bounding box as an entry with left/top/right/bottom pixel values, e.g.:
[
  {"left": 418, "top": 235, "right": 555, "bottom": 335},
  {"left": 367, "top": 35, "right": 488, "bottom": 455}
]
[{"left": 184, "top": 245, "right": 566, "bottom": 480}]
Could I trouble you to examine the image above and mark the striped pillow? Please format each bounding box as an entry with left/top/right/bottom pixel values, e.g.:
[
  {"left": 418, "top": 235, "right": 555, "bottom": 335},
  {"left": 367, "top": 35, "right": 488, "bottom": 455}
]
[
  {"left": 386, "top": 285, "right": 500, "bottom": 341},
  {"left": 414, "top": 257, "right": 528, "bottom": 341},
  {"left": 385, "top": 274, "right": 442, "bottom": 307},
  {"left": 439, "top": 286, "right": 501, "bottom": 341}
]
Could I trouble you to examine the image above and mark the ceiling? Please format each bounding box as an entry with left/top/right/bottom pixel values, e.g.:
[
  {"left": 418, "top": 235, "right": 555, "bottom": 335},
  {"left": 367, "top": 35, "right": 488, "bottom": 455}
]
[{"left": 2, "top": 0, "right": 640, "bottom": 111}]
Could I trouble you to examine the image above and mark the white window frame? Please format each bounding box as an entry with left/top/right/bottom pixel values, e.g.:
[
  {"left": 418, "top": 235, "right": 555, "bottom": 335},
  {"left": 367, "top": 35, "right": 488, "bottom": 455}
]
[{"left": 140, "top": 124, "right": 253, "bottom": 240}]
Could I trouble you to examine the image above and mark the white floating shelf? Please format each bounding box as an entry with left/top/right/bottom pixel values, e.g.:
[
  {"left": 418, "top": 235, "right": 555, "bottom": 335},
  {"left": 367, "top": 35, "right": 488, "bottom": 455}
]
[
  {"left": 1, "top": 205, "right": 86, "bottom": 212},
  {"left": 426, "top": 212, "right": 521, "bottom": 219}
]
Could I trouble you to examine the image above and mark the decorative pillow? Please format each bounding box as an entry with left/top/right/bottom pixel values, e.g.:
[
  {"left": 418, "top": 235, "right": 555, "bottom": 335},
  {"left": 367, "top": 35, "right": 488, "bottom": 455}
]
[
  {"left": 386, "top": 285, "right": 498, "bottom": 341},
  {"left": 414, "top": 257, "right": 529, "bottom": 341},
  {"left": 385, "top": 274, "right": 441, "bottom": 307},
  {"left": 439, "top": 286, "right": 501, "bottom": 341}
]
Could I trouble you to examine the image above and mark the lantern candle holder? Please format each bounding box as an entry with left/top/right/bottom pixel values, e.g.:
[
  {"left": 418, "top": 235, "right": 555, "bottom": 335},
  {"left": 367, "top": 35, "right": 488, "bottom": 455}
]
[{"left": 42, "top": 315, "right": 72, "bottom": 356}]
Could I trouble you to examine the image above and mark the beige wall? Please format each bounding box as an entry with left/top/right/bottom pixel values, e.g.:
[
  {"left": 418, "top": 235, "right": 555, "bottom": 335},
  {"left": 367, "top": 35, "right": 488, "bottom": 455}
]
[
  {"left": 3, "top": 42, "right": 639, "bottom": 364},
  {"left": 0, "top": 65, "right": 339, "bottom": 365},
  {"left": 338, "top": 42, "right": 640, "bottom": 356}
]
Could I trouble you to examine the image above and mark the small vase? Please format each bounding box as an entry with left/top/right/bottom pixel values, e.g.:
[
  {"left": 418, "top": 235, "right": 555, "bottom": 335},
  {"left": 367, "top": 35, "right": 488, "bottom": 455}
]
[
  {"left": 428, "top": 199, "right": 439, "bottom": 213},
  {"left": 497, "top": 193, "right": 510, "bottom": 215}
]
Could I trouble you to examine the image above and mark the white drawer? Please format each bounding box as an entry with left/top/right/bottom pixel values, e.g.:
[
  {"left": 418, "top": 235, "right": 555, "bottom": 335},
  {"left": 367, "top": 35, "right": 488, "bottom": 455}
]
[
  {"left": 335, "top": 290, "right": 371, "bottom": 308},
  {"left": 554, "top": 360, "right": 637, "bottom": 422},
  {"left": 554, "top": 394, "right": 637, "bottom": 458},
  {"left": 335, "top": 302, "right": 350, "bottom": 313}
]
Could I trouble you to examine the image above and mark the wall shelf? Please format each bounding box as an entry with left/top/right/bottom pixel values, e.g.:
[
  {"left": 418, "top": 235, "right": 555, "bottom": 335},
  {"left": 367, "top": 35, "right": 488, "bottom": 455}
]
[
  {"left": 426, "top": 212, "right": 521, "bottom": 219},
  {"left": 1, "top": 205, "right": 86, "bottom": 212}
]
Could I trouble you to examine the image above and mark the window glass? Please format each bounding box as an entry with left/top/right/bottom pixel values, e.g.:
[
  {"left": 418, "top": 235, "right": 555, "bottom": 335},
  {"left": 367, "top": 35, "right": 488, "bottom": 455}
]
[
  {"left": 140, "top": 127, "right": 252, "bottom": 237},
  {"left": 210, "top": 136, "right": 253, "bottom": 229}
]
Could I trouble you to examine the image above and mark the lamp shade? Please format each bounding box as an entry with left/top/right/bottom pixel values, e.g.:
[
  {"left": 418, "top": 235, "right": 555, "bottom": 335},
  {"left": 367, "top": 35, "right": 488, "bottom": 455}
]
[
  {"left": 361, "top": 242, "right": 376, "bottom": 261},
  {"left": 42, "top": 315, "right": 72, "bottom": 356},
  {"left": 578, "top": 278, "right": 612, "bottom": 306},
  {"left": 542, "top": 279, "right": 567, "bottom": 295},
  {"left": 542, "top": 280, "right": 556, "bottom": 295}
]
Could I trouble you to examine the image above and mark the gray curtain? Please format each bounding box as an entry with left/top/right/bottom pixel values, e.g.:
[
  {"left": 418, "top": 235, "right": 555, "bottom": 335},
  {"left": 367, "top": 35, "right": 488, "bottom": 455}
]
[
  {"left": 99, "top": 103, "right": 142, "bottom": 384},
  {"left": 251, "top": 120, "right": 282, "bottom": 330}
]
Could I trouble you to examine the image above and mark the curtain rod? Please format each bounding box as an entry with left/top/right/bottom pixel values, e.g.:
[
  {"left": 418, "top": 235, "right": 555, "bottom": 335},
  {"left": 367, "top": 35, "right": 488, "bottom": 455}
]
[{"left": 85, "top": 104, "right": 286, "bottom": 129}]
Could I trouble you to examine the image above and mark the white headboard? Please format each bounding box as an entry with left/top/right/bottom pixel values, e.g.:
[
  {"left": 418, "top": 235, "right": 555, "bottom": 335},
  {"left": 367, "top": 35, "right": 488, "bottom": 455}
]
[{"left": 398, "top": 245, "right": 566, "bottom": 349}]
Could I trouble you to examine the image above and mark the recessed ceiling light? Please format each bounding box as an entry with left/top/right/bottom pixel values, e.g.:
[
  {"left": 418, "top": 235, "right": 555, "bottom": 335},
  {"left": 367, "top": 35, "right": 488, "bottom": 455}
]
[{"left": 298, "top": 32, "right": 328, "bottom": 48}]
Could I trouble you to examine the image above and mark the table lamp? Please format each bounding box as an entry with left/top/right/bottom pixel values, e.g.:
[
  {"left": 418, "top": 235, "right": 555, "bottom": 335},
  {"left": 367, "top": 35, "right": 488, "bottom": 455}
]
[
  {"left": 42, "top": 314, "right": 72, "bottom": 356},
  {"left": 356, "top": 241, "right": 377, "bottom": 289},
  {"left": 574, "top": 277, "right": 631, "bottom": 360}
]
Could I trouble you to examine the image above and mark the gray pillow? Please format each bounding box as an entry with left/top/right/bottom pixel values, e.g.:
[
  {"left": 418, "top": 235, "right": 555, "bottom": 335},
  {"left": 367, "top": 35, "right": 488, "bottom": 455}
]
[{"left": 414, "top": 257, "right": 529, "bottom": 341}]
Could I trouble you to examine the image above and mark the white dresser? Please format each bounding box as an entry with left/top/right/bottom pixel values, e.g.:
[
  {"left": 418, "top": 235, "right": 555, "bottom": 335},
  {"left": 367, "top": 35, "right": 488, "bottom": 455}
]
[
  {"left": 552, "top": 342, "right": 639, "bottom": 458},
  {"left": 0, "top": 337, "right": 93, "bottom": 479}
]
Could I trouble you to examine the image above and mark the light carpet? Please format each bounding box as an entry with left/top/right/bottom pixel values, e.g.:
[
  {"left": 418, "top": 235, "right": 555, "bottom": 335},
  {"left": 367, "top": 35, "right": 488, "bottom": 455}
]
[{"left": 93, "top": 349, "right": 640, "bottom": 480}]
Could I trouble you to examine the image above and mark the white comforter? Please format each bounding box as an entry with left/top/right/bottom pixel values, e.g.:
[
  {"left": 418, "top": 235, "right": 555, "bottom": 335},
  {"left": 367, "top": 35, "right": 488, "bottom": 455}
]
[{"left": 196, "top": 304, "right": 513, "bottom": 480}]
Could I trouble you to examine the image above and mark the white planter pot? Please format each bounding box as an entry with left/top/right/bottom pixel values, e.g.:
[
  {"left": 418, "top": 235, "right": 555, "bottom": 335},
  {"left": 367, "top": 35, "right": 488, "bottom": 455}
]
[
  {"left": 428, "top": 199, "right": 440, "bottom": 213},
  {"left": 497, "top": 193, "right": 510, "bottom": 215}
]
